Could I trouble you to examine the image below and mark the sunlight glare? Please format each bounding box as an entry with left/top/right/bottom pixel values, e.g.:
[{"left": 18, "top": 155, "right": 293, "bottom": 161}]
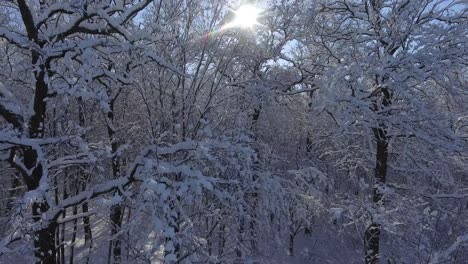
[{"left": 231, "top": 4, "right": 262, "bottom": 28}]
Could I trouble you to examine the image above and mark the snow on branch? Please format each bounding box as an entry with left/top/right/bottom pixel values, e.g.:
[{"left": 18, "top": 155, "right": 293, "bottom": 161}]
[
  {"left": 157, "top": 141, "right": 198, "bottom": 156},
  {"left": 0, "top": 83, "right": 24, "bottom": 131}
]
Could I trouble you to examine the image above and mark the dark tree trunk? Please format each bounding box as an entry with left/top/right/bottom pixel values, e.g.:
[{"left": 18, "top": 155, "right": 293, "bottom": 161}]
[
  {"left": 60, "top": 173, "right": 68, "bottom": 264},
  {"left": 24, "top": 53, "right": 56, "bottom": 264},
  {"left": 288, "top": 210, "right": 296, "bottom": 256},
  {"left": 288, "top": 232, "right": 295, "bottom": 256},
  {"left": 82, "top": 200, "right": 93, "bottom": 244},
  {"left": 126, "top": 209, "right": 131, "bottom": 262},
  {"left": 236, "top": 216, "right": 245, "bottom": 260},
  {"left": 78, "top": 99, "right": 93, "bottom": 247},
  {"left": 165, "top": 182, "right": 181, "bottom": 261},
  {"left": 109, "top": 204, "right": 123, "bottom": 263},
  {"left": 23, "top": 68, "right": 56, "bottom": 263},
  {"left": 248, "top": 107, "right": 260, "bottom": 253},
  {"left": 306, "top": 133, "right": 313, "bottom": 153},
  {"left": 106, "top": 95, "right": 123, "bottom": 264},
  {"left": 25, "top": 144, "right": 56, "bottom": 264},
  {"left": 32, "top": 201, "right": 56, "bottom": 264},
  {"left": 365, "top": 134, "right": 388, "bottom": 264},
  {"left": 60, "top": 204, "right": 66, "bottom": 264},
  {"left": 365, "top": 223, "right": 381, "bottom": 264},
  {"left": 365, "top": 80, "right": 390, "bottom": 264},
  {"left": 206, "top": 217, "right": 212, "bottom": 256},
  {"left": 218, "top": 224, "right": 225, "bottom": 257},
  {"left": 305, "top": 88, "right": 316, "bottom": 154},
  {"left": 69, "top": 204, "right": 78, "bottom": 264},
  {"left": 15, "top": 1, "right": 55, "bottom": 260}
]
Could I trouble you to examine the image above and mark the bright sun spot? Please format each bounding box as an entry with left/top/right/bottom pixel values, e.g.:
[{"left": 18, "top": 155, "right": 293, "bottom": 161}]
[{"left": 231, "top": 4, "right": 262, "bottom": 28}]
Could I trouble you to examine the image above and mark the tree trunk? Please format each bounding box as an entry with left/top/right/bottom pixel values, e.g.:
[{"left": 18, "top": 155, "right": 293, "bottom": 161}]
[
  {"left": 15, "top": 0, "right": 53, "bottom": 259},
  {"left": 109, "top": 203, "right": 123, "bottom": 263},
  {"left": 69, "top": 204, "right": 78, "bottom": 264},
  {"left": 365, "top": 127, "right": 389, "bottom": 264},
  {"left": 82, "top": 200, "right": 93, "bottom": 244},
  {"left": 165, "top": 187, "right": 181, "bottom": 261},
  {"left": 60, "top": 174, "right": 68, "bottom": 264},
  {"left": 236, "top": 216, "right": 245, "bottom": 261},
  {"left": 106, "top": 96, "right": 123, "bottom": 264},
  {"left": 126, "top": 209, "right": 131, "bottom": 262},
  {"left": 207, "top": 217, "right": 212, "bottom": 256},
  {"left": 288, "top": 232, "right": 295, "bottom": 256},
  {"left": 218, "top": 224, "right": 225, "bottom": 257},
  {"left": 25, "top": 147, "right": 56, "bottom": 264},
  {"left": 288, "top": 210, "right": 296, "bottom": 256},
  {"left": 248, "top": 107, "right": 260, "bottom": 253},
  {"left": 24, "top": 69, "right": 56, "bottom": 263},
  {"left": 365, "top": 223, "right": 381, "bottom": 264},
  {"left": 31, "top": 201, "right": 56, "bottom": 264},
  {"left": 78, "top": 98, "right": 93, "bottom": 247}
]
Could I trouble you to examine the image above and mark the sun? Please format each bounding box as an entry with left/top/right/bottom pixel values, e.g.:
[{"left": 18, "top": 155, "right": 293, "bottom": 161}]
[
  {"left": 231, "top": 4, "right": 262, "bottom": 28},
  {"left": 205, "top": 4, "right": 263, "bottom": 38}
]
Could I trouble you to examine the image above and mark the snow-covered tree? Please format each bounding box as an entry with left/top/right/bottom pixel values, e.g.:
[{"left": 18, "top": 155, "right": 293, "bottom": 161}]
[{"left": 0, "top": 0, "right": 466, "bottom": 263}]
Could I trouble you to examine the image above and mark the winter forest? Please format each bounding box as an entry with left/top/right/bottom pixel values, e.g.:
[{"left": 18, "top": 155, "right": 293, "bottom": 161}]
[{"left": 0, "top": 0, "right": 467, "bottom": 263}]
